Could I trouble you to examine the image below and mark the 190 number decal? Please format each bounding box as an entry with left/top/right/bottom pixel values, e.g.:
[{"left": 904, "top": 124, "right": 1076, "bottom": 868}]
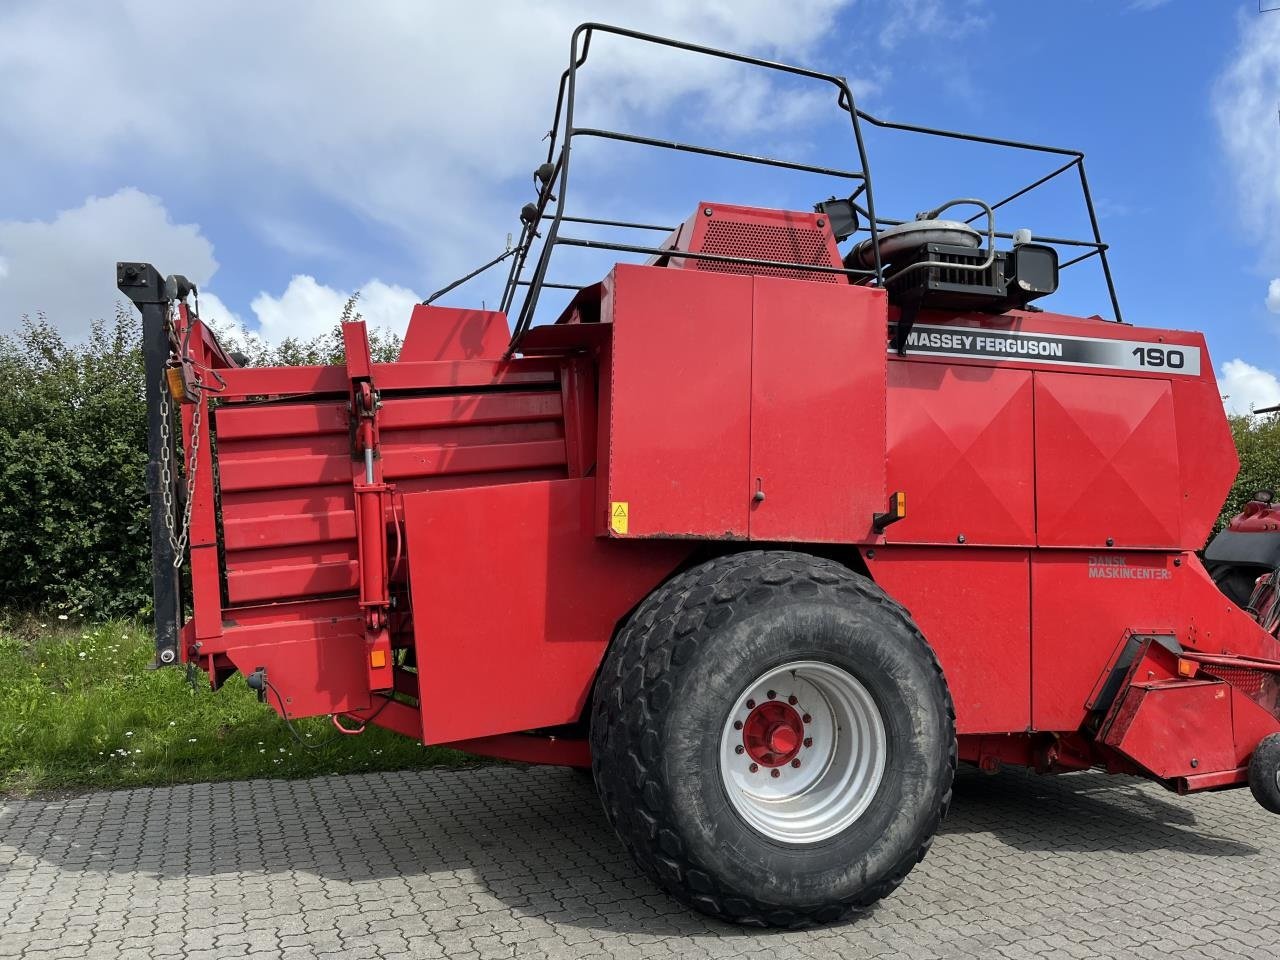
[{"left": 1132, "top": 346, "right": 1186, "bottom": 369}]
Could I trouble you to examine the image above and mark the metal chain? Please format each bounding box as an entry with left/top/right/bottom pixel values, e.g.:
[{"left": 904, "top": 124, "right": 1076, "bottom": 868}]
[{"left": 157, "top": 306, "right": 204, "bottom": 569}]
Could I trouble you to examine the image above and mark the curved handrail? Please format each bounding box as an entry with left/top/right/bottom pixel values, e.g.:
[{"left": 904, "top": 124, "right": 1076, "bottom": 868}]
[
  {"left": 496, "top": 21, "right": 1121, "bottom": 353},
  {"left": 504, "top": 22, "right": 883, "bottom": 350}
]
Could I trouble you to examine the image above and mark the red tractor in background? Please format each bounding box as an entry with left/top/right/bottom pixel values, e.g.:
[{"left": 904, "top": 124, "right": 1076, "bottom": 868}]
[{"left": 118, "top": 24, "right": 1280, "bottom": 927}]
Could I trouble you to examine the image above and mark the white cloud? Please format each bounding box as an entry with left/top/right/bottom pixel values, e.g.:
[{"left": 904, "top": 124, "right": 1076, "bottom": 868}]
[
  {"left": 1213, "top": 13, "right": 1280, "bottom": 262},
  {"left": 1221, "top": 358, "right": 1280, "bottom": 415},
  {"left": 0, "top": 189, "right": 217, "bottom": 338},
  {"left": 250, "top": 276, "right": 420, "bottom": 343},
  {"left": 0, "top": 186, "right": 421, "bottom": 347},
  {"left": 879, "top": 0, "right": 988, "bottom": 50},
  {"left": 1268, "top": 278, "right": 1280, "bottom": 314},
  {"left": 0, "top": 1, "right": 853, "bottom": 292}
]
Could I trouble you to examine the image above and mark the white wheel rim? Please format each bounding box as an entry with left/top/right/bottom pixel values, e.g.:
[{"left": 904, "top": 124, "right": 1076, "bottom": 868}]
[{"left": 718, "top": 660, "right": 887, "bottom": 844}]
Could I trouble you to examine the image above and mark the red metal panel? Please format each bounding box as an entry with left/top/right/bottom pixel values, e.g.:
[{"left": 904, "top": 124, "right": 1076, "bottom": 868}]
[
  {"left": 560, "top": 357, "right": 596, "bottom": 478},
  {"left": 1181, "top": 554, "right": 1280, "bottom": 661},
  {"left": 865, "top": 547, "right": 1031, "bottom": 734},
  {"left": 1031, "top": 549, "right": 1182, "bottom": 731},
  {"left": 404, "top": 478, "right": 689, "bottom": 744},
  {"left": 219, "top": 450, "right": 350, "bottom": 492},
  {"left": 1034, "top": 372, "right": 1181, "bottom": 549},
  {"left": 399, "top": 304, "right": 510, "bottom": 361},
  {"left": 1102, "top": 679, "right": 1235, "bottom": 779},
  {"left": 190, "top": 546, "right": 223, "bottom": 640},
  {"left": 886, "top": 362, "right": 1035, "bottom": 546},
  {"left": 671, "top": 202, "right": 844, "bottom": 284},
  {"left": 181, "top": 315, "right": 225, "bottom": 645},
  {"left": 219, "top": 596, "right": 360, "bottom": 629},
  {"left": 1229, "top": 686, "right": 1280, "bottom": 767},
  {"left": 1173, "top": 377, "right": 1239, "bottom": 550},
  {"left": 749, "top": 279, "right": 886, "bottom": 541},
  {"left": 606, "top": 264, "right": 753, "bottom": 538},
  {"left": 226, "top": 558, "right": 359, "bottom": 605},
  {"left": 593, "top": 336, "right": 615, "bottom": 538},
  {"left": 223, "top": 511, "right": 357, "bottom": 552},
  {"left": 223, "top": 633, "right": 372, "bottom": 716}
]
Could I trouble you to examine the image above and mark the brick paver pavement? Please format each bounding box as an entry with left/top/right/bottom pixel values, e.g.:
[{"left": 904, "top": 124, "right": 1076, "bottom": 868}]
[{"left": 1, "top": 764, "right": 1278, "bottom": 959}]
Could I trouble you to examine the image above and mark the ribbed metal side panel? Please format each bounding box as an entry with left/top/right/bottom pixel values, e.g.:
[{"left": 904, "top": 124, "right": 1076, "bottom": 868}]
[{"left": 214, "top": 387, "right": 566, "bottom": 605}]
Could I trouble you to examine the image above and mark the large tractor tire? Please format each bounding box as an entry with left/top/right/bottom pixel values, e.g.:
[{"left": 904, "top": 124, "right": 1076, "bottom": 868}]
[{"left": 590, "top": 550, "right": 955, "bottom": 927}]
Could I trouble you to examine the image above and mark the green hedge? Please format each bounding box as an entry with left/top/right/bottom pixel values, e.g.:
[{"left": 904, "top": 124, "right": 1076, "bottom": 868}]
[
  {"left": 0, "top": 309, "right": 400, "bottom": 617},
  {"left": 0, "top": 308, "right": 1275, "bottom": 620},
  {"left": 0, "top": 313, "right": 151, "bottom": 617}
]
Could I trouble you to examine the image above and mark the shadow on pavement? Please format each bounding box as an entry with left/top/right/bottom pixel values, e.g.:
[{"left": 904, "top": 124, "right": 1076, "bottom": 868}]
[{"left": 944, "top": 765, "right": 1260, "bottom": 857}]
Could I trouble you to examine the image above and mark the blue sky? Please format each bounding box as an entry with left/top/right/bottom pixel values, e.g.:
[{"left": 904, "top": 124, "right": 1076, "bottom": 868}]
[{"left": 1, "top": 0, "right": 1277, "bottom": 411}]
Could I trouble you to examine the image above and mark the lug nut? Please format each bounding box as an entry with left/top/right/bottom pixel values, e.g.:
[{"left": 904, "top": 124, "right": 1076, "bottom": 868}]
[
  {"left": 802, "top": 714, "right": 812, "bottom": 724},
  {"left": 767, "top": 690, "right": 776, "bottom": 700},
  {"left": 788, "top": 695, "right": 798, "bottom": 705},
  {"left": 735, "top": 745, "right": 744, "bottom": 755},
  {"left": 749, "top": 763, "right": 759, "bottom": 773},
  {"left": 733, "top": 720, "right": 743, "bottom": 730},
  {"left": 791, "top": 759, "right": 801, "bottom": 768},
  {"left": 746, "top": 699, "right": 755, "bottom": 709},
  {"left": 803, "top": 737, "right": 813, "bottom": 748},
  {"left": 770, "top": 769, "right": 780, "bottom": 778}
]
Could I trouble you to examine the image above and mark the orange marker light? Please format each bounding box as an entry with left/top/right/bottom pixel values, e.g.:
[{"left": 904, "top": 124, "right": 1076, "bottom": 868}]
[
  {"left": 370, "top": 649, "right": 387, "bottom": 669},
  {"left": 1176, "top": 658, "right": 1198, "bottom": 679},
  {"left": 165, "top": 366, "right": 186, "bottom": 402}
]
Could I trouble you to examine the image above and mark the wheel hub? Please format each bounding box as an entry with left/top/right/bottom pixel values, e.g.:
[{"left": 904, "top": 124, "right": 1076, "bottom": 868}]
[
  {"left": 741, "top": 701, "right": 804, "bottom": 766},
  {"left": 719, "top": 660, "right": 887, "bottom": 845}
]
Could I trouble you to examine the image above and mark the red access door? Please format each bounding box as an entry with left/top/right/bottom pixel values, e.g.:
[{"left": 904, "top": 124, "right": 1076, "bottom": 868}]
[
  {"left": 748, "top": 279, "right": 887, "bottom": 542},
  {"left": 1034, "top": 372, "right": 1182, "bottom": 549},
  {"left": 604, "top": 265, "right": 754, "bottom": 539}
]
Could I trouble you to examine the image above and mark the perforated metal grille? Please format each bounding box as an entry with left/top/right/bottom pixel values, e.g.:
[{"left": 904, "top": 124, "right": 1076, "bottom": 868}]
[{"left": 693, "top": 219, "right": 840, "bottom": 283}]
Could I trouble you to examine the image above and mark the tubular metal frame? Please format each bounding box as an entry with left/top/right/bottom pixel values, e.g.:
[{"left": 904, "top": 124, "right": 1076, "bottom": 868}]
[{"left": 497, "top": 22, "right": 1122, "bottom": 352}]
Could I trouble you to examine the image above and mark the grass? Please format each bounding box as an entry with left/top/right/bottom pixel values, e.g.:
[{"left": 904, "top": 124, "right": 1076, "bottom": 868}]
[{"left": 0, "top": 616, "right": 468, "bottom": 796}]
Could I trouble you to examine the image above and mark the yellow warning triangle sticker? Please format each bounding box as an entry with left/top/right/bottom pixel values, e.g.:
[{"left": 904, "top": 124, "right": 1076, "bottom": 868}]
[{"left": 609, "top": 501, "right": 629, "bottom": 535}]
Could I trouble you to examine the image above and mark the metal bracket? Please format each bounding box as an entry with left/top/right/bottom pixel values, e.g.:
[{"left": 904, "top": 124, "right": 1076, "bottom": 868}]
[{"left": 873, "top": 491, "right": 907, "bottom": 533}]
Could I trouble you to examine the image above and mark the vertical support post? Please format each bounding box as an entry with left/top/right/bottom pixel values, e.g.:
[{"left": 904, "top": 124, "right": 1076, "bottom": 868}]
[
  {"left": 116, "top": 262, "right": 182, "bottom": 667},
  {"left": 1075, "top": 158, "right": 1123, "bottom": 324}
]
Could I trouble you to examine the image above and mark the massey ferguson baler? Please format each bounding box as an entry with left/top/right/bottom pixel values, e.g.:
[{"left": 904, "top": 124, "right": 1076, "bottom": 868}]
[{"left": 118, "top": 24, "right": 1280, "bottom": 927}]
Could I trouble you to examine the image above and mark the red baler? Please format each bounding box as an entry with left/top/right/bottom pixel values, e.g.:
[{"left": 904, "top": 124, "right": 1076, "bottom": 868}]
[{"left": 118, "top": 24, "right": 1280, "bottom": 927}]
